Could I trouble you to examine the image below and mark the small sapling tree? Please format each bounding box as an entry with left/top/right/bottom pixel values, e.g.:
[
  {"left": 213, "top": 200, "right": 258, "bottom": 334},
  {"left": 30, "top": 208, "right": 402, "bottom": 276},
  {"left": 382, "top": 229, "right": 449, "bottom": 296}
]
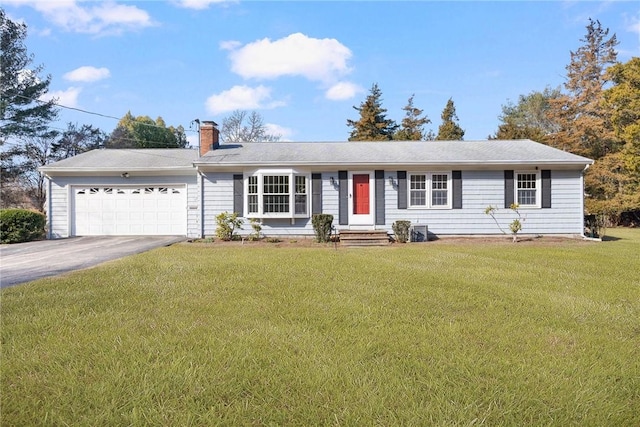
[
  {"left": 485, "top": 203, "right": 524, "bottom": 243},
  {"left": 249, "top": 218, "right": 262, "bottom": 241}
]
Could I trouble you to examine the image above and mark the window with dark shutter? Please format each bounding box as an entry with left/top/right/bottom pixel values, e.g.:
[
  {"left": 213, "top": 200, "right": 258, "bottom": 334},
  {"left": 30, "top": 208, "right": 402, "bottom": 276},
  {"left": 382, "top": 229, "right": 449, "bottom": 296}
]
[
  {"left": 397, "top": 171, "right": 407, "bottom": 209},
  {"left": 233, "top": 174, "right": 244, "bottom": 215},
  {"left": 338, "top": 170, "right": 348, "bottom": 225},
  {"left": 504, "top": 170, "right": 514, "bottom": 208},
  {"left": 541, "top": 170, "right": 551, "bottom": 208},
  {"left": 375, "top": 170, "right": 385, "bottom": 225},
  {"left": 312, "top": 173, "right": 322, "bottom": 214},
  {"left": 452, "top": 170, "right": 462, "bottom": 209}
]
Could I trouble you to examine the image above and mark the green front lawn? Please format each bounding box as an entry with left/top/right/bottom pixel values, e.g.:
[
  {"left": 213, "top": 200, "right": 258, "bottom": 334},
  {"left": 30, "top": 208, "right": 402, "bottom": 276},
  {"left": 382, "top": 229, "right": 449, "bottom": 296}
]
[{"left": 2, "top": 230, "right": 639, "bottom": 425}]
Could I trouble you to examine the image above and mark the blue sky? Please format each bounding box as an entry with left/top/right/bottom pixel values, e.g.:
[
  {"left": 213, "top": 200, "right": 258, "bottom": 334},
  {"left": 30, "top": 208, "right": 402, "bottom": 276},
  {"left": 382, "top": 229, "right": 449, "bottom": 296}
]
[{"left": 4, "top": 1, "right": 639, "bottom": 146}]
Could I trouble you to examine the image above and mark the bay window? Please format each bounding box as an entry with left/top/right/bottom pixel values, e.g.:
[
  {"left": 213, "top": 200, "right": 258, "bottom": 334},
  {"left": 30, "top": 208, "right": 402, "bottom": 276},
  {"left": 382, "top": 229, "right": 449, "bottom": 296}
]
[{"left": 245, "top": 171, "right": 309, "bottom": 218}]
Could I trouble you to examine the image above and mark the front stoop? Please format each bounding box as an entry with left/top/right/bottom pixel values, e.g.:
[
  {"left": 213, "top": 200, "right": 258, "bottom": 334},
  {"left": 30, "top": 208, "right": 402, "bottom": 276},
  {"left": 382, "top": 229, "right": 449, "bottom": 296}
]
[{"left": 339, "top": 230, "right": 390, "bottom": 247}]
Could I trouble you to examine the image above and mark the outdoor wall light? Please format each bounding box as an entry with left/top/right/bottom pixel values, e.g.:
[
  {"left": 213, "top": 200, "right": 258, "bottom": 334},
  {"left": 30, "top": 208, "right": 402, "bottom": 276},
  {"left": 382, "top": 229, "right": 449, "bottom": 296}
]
[
  {"left": 388, "top": 176, "right": 396, "bottom": 186},
  {"left": 330, "top": 176, "right": 335, "bottom": 185},
  {"left": 121, "top": 172, "right": 130, "bottom": 178}
]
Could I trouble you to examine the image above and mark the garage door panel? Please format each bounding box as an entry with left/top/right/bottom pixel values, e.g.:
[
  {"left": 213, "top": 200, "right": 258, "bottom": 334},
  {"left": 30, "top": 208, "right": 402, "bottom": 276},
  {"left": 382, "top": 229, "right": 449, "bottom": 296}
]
[{"left": 73, "top": 185, "right": 186, "bottom": 236}]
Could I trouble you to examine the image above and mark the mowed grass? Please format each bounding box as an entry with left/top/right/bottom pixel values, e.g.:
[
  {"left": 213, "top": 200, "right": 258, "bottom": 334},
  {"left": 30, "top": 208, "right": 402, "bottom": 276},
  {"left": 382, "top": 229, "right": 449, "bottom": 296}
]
[{"left": 2, "top": 230, "right": 639, "bottom": 426}]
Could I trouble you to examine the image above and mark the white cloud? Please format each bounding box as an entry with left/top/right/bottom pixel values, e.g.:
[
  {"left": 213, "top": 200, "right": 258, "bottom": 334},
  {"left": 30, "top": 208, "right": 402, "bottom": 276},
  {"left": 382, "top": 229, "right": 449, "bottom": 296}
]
[
  {"left": 40, "top": 87, "right": 82, "bottom": 108},
  {"left": 264, "top": 123, "right": 293, "bottom": 141},
  {"left": 174, "top": 0, "right": 236, "bottom": 10},
  {"left": 220, "top": 40, "right": 242, "bottom": 51},
  {"left": 226, "top": 33, "right": 353, "bottom": 83},
  {"left": 625, "top": 13, "right": 640, "bottom": 35},
  {"left": 64, "top": 66, "right": 111, "bottom": 82},
  {"left": 325, "top": 81, "right": 362, "bottom": 101},
  {"left": 9, "top": 0, "right": 154, "bottom": 35},
  {"left": 205, "top": 85, "right": 286, "bottom": 115}
]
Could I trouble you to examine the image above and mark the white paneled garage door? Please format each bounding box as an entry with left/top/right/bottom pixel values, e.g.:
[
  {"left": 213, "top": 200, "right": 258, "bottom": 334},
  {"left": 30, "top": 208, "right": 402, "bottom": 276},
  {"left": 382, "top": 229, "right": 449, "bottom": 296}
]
[{"left": 72, "top": 186, "right": 187, "bottom": 236}]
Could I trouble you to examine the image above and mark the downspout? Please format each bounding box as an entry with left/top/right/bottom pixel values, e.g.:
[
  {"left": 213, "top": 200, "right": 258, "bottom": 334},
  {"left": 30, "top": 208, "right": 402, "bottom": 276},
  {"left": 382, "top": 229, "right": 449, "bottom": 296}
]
[
  {"left": 580, "top": 163, "right": 590, "bottom": 239},
  {"left": 199, "top": 171, "right": 205, "bottom": 239},
  {"left": 46, "top": 174, "right": 53, "bottom": 239}
]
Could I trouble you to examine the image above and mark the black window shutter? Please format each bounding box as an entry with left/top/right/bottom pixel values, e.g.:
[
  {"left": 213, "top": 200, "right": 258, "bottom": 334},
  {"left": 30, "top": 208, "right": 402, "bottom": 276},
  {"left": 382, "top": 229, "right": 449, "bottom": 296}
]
[
  {"left": 233, "top": 174, "right": 243, "bottom": 215},
  {"left": 397, "top": 171, "right": 407, "bottom": 209},
  {"left": 338, "top": 170, "right": 348, "bottom": 225},
  {"left": 541, "top": 170, "right": 551, "bottom": 208},
  {"left": 452, "top": 170, "right": 462, "bottom": 209},
  {"left": 375, "top": 170, "right": 385, "bottom": 225},
  {"left": 312, "top": 173, "right": 322, "bottom": 214},
  {"left": 504, "top": 170, "right": 514, "bottom": 208}
]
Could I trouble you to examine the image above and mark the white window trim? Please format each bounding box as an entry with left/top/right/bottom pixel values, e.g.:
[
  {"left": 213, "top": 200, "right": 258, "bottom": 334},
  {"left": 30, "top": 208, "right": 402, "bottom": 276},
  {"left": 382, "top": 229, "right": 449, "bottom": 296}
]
[
  {"left": 407, "top": 172, "right": 452, "bottom": 209},
  {"left": 244, "top": 169, "right": 311, "bottom": 219},
  {"left": 515, "top": 170, "right": 541, "bottom": 208}
]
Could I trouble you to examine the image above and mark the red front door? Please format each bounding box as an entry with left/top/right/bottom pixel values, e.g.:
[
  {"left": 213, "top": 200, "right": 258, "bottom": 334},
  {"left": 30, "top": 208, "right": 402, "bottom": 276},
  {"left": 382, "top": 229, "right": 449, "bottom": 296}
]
[{"left": 353, "top": 174, "right": 370, "bottom": 215}]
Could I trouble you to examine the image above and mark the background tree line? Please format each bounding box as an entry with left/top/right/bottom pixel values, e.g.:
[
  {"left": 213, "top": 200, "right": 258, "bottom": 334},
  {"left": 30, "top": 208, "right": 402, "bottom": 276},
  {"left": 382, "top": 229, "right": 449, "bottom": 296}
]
[
  {"left": 1, "top": 8, "right": 638, "bottom": 223},
  {"left": 346, "top": 19, "right": 638, "bottom": 223}
]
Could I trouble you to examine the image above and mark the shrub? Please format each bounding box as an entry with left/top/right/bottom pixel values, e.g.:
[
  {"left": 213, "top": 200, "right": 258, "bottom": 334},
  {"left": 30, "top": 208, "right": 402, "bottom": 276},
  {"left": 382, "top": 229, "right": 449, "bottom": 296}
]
[
  {"left": 248, "top": 218, "right": 262, "bottom": 241},
  {"left": 0, "top": 209, "right": 46, "bottom": 244},
  {"left": 215, "top": 212, "right": 243, "bottom": 241},
  {"left": 392, "top": 220, "right": 411, "bottom": 243},
  {"left": 311, "top": 214, "right": 334, "bottom": 243}
]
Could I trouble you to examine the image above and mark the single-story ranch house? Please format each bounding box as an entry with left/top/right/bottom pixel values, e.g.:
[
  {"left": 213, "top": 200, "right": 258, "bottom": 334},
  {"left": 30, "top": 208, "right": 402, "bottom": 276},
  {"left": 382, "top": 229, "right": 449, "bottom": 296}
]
[{"left": 40, "top": 121, "right": 593, "bottom": 240}]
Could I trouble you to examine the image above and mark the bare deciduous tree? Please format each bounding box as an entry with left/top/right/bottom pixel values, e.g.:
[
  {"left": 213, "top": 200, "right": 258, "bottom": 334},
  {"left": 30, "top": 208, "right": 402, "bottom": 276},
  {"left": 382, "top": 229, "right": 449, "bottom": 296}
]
[{"left": 220, "top": 110, "right": 281, "bottom": 143}]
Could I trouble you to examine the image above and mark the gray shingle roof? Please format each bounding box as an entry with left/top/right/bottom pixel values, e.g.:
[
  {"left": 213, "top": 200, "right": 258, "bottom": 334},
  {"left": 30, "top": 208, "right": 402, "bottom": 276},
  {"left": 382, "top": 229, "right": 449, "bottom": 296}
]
[
  {"left": 40, "top": 140, "right": 592, "bottom": 174},
  {"left": 195, "top": 140, "right": 592, "bottom": 167},
  {"left": 40, "top": 149, "right": 198, "bottom": 172}
]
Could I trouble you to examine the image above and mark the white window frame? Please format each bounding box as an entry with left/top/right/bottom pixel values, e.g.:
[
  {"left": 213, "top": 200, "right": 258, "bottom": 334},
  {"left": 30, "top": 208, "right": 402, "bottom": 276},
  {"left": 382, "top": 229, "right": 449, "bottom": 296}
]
[
  {"left": 407, "top": 172, "right": 452, "bottom": 209},
  {"left": 515, "top": 171, "right": 541, "bottom": 208},
  {"left": 244, "top": 169, "right": 310, "bottom": 219}
]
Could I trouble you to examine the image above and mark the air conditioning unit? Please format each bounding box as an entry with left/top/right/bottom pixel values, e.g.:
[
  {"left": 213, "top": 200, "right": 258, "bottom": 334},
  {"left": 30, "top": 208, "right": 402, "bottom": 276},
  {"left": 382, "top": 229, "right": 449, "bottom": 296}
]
[{"left": 410, "top": 225, "right": 428, "bottom": 242}]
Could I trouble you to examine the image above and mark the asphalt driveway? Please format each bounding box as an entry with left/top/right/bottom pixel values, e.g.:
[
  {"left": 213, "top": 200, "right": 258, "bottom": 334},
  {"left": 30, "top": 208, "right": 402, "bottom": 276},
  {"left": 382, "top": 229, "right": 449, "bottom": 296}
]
[{"left": 0, "top": 236, "right": 185, "bottom": 288}]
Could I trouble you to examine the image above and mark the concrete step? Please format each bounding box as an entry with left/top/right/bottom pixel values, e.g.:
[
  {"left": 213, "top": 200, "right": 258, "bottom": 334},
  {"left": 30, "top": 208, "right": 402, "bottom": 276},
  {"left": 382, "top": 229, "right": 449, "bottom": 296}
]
[{"left": 339, "top": 230, "right": 390, "bottom": 247}]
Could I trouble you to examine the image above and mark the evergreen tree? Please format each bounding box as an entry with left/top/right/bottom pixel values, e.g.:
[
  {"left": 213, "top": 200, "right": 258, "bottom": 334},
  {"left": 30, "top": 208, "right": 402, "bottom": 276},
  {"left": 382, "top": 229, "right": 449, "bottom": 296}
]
[
  {"left": 347, "top": 83, "right": 398, "bottom": 141},
  {"left": 436, "top": 98, "right": 465, "bottom": 140},
  {"left": 0, "top": 9, "right": 58, "bottom": 141},
  {"left": 492, "top": 88, "right": 561, "bottom": 141},
  {"left": 547, "top": 19, "right": 619, "bottom": 159},
  {"left": 394, "top": 95, "right": 432, "bottom": 141},
  {"left": 1, "top": 9, "right": 59, "bottom": 208}
]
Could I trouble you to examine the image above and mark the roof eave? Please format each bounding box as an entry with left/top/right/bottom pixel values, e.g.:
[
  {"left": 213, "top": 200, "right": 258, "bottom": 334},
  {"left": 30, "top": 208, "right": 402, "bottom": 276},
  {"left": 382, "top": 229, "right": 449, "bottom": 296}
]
[
  {"left": 39, "top": 166, "right": 196, "bottom": 174},
  {"left": 193, "top": 159, "right": 593, "bottom": 168}
]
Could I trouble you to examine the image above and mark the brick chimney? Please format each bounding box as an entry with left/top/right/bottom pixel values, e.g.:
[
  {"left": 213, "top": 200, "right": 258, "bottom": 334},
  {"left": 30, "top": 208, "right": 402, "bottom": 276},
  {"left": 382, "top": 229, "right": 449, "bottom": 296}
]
[{"left": 199, "top": 120, "right": 220, "bottom": 156}]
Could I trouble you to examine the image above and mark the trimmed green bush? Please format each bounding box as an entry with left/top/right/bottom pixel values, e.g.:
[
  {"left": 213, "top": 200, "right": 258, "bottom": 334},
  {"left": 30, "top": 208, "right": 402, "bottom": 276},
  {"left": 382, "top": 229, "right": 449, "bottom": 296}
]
[
  {"left": 392, "top": 220, "right": 411, "bottom": 243},
  {"left": 312, "top": 213, "right": 334, "bottom": 243},
  {"left": 0, "top": 209, "right": 46, "bottom": 244}
]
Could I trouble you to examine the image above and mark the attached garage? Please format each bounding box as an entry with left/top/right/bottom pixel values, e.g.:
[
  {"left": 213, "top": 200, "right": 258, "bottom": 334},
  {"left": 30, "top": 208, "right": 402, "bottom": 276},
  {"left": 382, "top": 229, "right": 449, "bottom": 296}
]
[
  {"left": 39, "top": 149, "right": 200, "bottom": 239},
  {"left": 72, "top": 185, "right": 187, "bottom": 236}
]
